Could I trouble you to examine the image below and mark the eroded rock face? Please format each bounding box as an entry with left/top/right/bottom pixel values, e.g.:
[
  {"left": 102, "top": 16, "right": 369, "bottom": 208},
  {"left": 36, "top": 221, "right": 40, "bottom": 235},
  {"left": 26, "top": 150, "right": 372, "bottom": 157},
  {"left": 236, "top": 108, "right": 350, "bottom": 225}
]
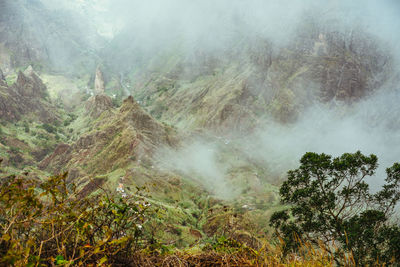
[{"left": 0, "top": 77, "right": 25, "bottom": 121}]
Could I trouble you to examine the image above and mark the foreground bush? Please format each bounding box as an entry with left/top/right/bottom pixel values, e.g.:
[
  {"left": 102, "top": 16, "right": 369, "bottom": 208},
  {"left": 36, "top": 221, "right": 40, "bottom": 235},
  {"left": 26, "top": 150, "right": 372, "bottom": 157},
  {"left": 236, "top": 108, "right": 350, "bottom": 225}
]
[{"left": 0, "top": 173, "right": 151, "bottom": 266}]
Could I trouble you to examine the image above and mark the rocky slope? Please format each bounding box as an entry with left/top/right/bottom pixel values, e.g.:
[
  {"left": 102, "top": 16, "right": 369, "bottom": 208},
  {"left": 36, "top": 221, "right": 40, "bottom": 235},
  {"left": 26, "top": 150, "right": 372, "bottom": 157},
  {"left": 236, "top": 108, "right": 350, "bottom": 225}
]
[
  {"left": 40, "top": 95, "right": 177, "bottom": 183},
  {"left": 0, "top": 66, "right": 68, "bottom": 175}
]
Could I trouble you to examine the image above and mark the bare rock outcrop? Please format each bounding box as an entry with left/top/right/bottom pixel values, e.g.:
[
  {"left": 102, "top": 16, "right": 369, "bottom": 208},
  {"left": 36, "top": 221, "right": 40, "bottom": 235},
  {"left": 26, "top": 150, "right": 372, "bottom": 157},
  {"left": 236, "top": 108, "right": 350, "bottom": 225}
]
[{"left": 0, "top": 85, "right": 20, "bottom": 121}]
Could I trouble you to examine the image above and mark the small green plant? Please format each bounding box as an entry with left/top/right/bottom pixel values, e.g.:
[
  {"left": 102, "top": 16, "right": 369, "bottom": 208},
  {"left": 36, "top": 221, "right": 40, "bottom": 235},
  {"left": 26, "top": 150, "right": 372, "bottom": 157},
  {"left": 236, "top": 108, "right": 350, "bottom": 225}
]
[
  {"left": 41, "top": 123, "right": 57, "bottom": 134},
  {"left": 22, "top": 121, "right": 30, "bottom": 133},
  {"left": 8, "top": 146, "right": 20, "bottom": 154},
  {"left": 63, "top": 120, "right": 71, "bottom": 126}
]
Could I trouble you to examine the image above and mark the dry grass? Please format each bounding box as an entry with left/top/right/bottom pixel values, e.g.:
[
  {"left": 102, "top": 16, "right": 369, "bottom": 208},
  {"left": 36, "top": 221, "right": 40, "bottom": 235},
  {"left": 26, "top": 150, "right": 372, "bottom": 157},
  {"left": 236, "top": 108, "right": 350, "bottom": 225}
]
[
  {"left": 127, "top": 252, "right": 332, "bottom": 267},
  {"left": 122, "top": 241, "right": 338, "bottom": 267}
]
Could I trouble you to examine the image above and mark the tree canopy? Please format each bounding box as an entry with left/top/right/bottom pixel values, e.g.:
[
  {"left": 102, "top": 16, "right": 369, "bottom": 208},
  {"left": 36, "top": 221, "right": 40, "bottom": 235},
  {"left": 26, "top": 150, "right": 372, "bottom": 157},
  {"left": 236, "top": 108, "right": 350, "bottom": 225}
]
[{"left": 270, "top": 151, "right": 400, "bottom": 266}]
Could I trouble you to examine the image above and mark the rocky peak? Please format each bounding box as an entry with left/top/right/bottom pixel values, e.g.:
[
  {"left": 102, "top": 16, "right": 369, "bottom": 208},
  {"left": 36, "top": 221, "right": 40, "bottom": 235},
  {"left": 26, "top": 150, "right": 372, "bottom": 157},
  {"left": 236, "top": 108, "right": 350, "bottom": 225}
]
[
  {"left": 23, "top": 65, "right": 35, "bottom": 77},
  {"left": 15, "top": 66, "right": 47, "bottom": 98},
  {"left": 85, "top": 94, "right": 113, "bottom": 118},
  {"left": 94, "top": 66, "right": 105, "bottom": 95},
  {"left": 0, "top": 65, "right": 60, "bottom": 123},
  {"left": 120, "top": 95, "right": 140, "bottom": 112},
  {"left": 118, "top": 96, "right": 173, "bottom": 145}
]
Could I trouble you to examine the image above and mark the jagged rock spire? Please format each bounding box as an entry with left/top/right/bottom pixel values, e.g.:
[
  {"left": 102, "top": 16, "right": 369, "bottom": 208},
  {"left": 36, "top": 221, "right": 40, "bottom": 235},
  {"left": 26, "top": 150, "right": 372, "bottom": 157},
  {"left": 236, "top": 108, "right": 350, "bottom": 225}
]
[
  {"left": 23, "top": 65, "right": 35, "bottom": 77},
  {"left": 94, "top": 65, "right": 105, "bottom": 95},
  {"left": 0, "top": 67, "right": 4, "bottom": 81},
  {"left": 15, "top": 66, "right": 47, "bottom": 98}
]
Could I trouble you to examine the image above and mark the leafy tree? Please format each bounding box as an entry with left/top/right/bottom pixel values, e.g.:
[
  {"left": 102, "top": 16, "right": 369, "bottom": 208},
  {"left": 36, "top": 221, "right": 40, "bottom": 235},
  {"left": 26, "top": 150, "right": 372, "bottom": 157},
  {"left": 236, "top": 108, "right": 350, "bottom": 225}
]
[{"left": 270, "top": 151, "right": 400, "bottom": 266}]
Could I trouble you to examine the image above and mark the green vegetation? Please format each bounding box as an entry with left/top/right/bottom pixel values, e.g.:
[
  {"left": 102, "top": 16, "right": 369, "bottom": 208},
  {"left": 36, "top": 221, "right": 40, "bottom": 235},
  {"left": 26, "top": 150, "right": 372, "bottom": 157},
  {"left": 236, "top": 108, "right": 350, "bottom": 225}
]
[
  {"left": 5, "top": 73, "right": 17, "bottom": 86},
  {"left": 23, "top": 121, "right": 30, "bottom": 133},
  {"left": 270, "top": 151, "right": 400, "bottom": 266},
  {"left": 41, "top": 123, "right": 57, "bottom": 134},
  {"left": 63, "top": 113, "right": 77, "bottom": 127},
  {"left": 0, "top": 173, "right": 347, "bottom": 266}
]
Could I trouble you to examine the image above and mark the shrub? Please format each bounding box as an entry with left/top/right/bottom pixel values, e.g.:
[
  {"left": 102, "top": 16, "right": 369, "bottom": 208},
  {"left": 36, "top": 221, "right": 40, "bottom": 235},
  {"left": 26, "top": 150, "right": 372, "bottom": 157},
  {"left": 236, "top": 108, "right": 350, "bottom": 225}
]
[
  {"left": 41, "top": 123, "right": 56, "bottom": 134},
  {"left": 23, "top": 121, "right": 30, "bottom": 133},
  {"left": 0, "top": 173, "right": 152, "bottom": 266},
  {"left": 63, "top": 119, "right": 71, "bottom": 126}
]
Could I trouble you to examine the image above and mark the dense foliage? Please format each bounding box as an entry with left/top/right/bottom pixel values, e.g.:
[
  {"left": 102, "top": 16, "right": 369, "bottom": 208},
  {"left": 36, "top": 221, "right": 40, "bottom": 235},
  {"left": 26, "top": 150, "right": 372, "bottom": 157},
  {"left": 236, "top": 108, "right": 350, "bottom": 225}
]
[{"left": 270, "top": 151, "right": 400, "bottom": 266}]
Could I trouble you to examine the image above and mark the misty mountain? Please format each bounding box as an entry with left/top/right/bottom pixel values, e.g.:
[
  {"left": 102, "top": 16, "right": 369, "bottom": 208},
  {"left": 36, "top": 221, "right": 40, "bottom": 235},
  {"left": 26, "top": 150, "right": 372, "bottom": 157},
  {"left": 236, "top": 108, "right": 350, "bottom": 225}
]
[
  {"left": 104, "top": 26, "right": 394, "bottom": 134},
  {"left": 1, "top": 1, "right": 400, "bottom": 265},
  {"left": 0, "top": 0, "right": 102, "bottom": 74}
]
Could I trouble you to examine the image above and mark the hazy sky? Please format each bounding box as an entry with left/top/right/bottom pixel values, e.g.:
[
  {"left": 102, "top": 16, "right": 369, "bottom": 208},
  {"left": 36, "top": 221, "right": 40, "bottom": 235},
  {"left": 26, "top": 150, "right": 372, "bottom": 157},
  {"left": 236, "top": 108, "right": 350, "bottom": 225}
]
[{"left": 39, "top": 0, "right": 400, "bottom": 51}]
